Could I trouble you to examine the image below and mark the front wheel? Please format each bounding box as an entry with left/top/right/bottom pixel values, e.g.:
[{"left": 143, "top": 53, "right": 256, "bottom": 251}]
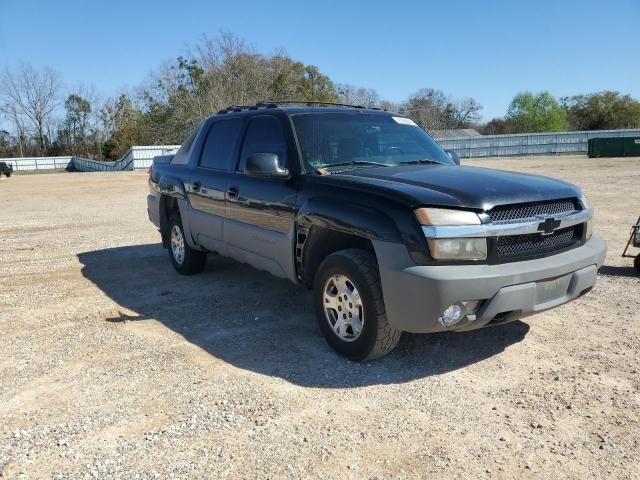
[
  {"left": 313, "top": 249, "right": 401, "bottom": 361},
  {"left": 167, "top": 213, "right": 206, "bottom": 275}
]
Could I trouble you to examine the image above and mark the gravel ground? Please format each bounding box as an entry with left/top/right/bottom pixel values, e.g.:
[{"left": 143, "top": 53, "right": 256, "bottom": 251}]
[{"left": 1, "top": 156, "right": 639, "bottom": 479}]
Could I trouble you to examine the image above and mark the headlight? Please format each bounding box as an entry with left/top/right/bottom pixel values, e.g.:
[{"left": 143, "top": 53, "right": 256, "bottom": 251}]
[
  {"left": 427, "top": 238, "right": 487, "bottom": 260},
  {"left": 416, "top": 208, "right": 486, "bottom": 260},
  {"left": 415, "top": 207, "right": 481, "bottom": 226}
]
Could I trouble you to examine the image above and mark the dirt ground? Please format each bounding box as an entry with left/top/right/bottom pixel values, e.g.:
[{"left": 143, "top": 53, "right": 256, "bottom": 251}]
[{"left": 1, "top": 156, "right": 639, "bottom": 479}]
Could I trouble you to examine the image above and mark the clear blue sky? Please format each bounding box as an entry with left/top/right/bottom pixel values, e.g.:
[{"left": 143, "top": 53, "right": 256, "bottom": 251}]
[{"left": 0, "top": 0, "right": 638, "bottom": 120}]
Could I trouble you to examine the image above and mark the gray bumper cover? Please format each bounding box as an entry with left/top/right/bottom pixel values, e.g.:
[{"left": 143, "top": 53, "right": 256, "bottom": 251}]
[{"left": 373, "top": 235, "right": 607, "bottom": 333}]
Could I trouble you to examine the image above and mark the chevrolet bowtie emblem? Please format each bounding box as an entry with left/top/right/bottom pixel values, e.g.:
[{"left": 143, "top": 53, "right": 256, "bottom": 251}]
[{"left": 536, "top": 216, "right": 561, "bottom": 235}]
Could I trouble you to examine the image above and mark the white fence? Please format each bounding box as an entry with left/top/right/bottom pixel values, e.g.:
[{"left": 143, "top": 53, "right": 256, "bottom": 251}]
[
  {"left": 4, "top": 156, "right": 75, "bottom": 171},
  {"left": 1, "top": 146, "right": 180, "bottom": 172},
  {"left": 437, "top": 128, "right": 640, "bottom": 158}
]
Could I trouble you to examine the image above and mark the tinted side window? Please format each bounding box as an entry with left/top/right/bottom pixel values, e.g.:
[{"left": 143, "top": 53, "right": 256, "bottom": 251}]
[
  {"left": 199, "top": 118, "right": 242, "bottom": 170},
  {"left": 239, "top": 116, "right": 286, "bottom": 171}
]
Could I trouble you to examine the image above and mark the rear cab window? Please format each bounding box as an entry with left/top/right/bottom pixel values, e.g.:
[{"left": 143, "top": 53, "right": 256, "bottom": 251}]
[{"left": 199, "top": 118, "right": 243, "bottom": 171}]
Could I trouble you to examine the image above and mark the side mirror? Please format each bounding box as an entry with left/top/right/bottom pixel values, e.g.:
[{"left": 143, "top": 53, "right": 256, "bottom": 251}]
[
  {"left": 244, "top": 153, "right": 290, "bottom": 178},
  {"left": 445, "top": 150, "right": 460, "bottom": 165}
]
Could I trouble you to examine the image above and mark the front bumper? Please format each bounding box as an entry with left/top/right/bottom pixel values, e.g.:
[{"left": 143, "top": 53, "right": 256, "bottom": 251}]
[{"left": 373, "top": 235, "right": 607, "bottom": 333}]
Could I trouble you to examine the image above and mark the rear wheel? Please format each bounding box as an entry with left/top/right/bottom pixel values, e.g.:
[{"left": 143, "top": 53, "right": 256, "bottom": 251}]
[
  {"left": 167, "top": 213, "right": 206, "bottom": 275},
  {"left": 314, "top": 248, "right": 401, "bottom": 361}
]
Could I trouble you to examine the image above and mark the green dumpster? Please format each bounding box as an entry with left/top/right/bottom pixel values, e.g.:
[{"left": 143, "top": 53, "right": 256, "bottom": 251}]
[{"left": 588, "top": 136, "right": 640, "bottom": 158}]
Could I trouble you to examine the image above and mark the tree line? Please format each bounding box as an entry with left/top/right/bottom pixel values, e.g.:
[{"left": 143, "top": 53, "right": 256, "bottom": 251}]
[{"left": 2, "top": 32, "right": 640, "bottom": 160}]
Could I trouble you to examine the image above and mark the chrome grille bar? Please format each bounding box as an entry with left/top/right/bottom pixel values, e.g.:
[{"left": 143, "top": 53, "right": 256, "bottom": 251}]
[{"left": 422, "top": 208, "right": 592, "bottom": 239}]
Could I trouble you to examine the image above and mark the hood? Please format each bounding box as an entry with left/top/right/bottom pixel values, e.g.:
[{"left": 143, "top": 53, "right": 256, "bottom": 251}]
[{"left": 329, "top": 164, "right": 581, "bottom": 211}]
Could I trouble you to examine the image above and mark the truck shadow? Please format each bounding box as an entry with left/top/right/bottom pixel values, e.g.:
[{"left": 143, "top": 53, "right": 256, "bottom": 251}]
[
  {"left": 598, "top": 265, "right": 639, "bottom": 278},
  {"left": 78, "top": 244, "right": 529, "bottom": 388}
]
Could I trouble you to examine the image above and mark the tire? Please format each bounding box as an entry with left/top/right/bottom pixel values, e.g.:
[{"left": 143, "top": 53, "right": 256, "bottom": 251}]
[
  {"left": 634, "top": 255, "right": 640, "bottom": 274},
  {"left": 167, "top": 212, "right": 206, "bottom": 275},
  {"left": 313, "top": 248, "right": 401, "bottom": 361},
  {"left": 5, "top": 171, "right": 11, "bottom": 178}
]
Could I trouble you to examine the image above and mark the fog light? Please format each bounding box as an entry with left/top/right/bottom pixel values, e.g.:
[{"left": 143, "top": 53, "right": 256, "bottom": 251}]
[
  {"left": 439, "top": 303, "right": 465, "bottom": 327},
  {"left": 439, "top": 301, "right": 481, "bottom": 327}
]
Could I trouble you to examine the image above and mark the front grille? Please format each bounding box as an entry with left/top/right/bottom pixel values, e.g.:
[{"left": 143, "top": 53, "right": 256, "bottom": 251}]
[
  {"left": 488, "top": 198, "right": 579, "bottom": 224},
  {"left": 495, "top": 225, "right": 580, "bottom": 259}
]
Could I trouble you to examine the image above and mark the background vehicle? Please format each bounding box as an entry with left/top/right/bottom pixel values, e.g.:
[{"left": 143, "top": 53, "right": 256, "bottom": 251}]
[
  {"left": 147, "top": 102, "right": 607, "bottom": 360},
  {"left": 0, "top": 162, "right": 13, "bottom": 177}
]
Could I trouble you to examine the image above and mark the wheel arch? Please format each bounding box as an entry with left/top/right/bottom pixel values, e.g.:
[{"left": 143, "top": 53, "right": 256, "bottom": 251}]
[
  {"left": 158, "top": 195, "right": 179, "bottom": 248},
  {"left": 299, "top": 226, "right": 377, "bottom": 288},
  {"left": 158, "top": 195, "right": 202, "bottom": 251},
  {"left": 296, "top": 196, "right": 418, "bottom": 287}
]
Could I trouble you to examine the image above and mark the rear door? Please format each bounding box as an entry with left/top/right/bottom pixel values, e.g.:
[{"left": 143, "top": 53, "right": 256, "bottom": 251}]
[
  {"left": 224, "top": 114, "right": 298, "bottom": 280},
  {"left": 187, "top": 117, "right": 243, "bottom": 254}
]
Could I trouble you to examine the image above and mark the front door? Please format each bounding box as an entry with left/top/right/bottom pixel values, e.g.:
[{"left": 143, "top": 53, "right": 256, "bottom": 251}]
[{"left": 224, "top": 115, "right": 298, "bottom": 280}]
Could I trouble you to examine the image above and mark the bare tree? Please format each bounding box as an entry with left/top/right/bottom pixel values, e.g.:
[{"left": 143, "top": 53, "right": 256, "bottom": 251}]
[
  {"left": 405, "top": 88, "right": 482, "bottom": 131},
  {"left": 405, "top": 88, "right": 450, "bottom": 130},
  {"left": 0, "top": 102, "right": 27, "bottom": 156},
  {"left": 1, "top": 64, "right": 60, "bottom": 153},
  {"left": 450, "top": 97, "right": 482, "bottom": 127},
  {"left": 337, "top": 84, "right": 380, "bottom": 107}
]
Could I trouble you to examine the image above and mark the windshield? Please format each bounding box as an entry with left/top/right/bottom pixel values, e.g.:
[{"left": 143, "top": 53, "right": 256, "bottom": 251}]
[{"left": 291, "top": 112, "right": 454, "bottom": 170}]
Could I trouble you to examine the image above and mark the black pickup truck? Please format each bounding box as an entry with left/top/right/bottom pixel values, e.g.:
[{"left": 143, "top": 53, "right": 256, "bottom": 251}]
[
  {"left": 0, "top": 161, "right": 13, "bottom": 177},
  {"left": 147, "top": 102, "right": 606, "bottom": 360}
]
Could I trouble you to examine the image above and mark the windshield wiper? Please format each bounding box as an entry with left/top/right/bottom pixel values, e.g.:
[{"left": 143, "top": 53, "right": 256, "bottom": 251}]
[
  {"left": 396, "top": 159, "right": 443, "bottom": 165},
  {"left": 322, "top": 160, "right": 391, "bottom": 168}
]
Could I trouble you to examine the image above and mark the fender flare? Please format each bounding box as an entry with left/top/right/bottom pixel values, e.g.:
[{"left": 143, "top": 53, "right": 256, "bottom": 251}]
[
  {"left": 156, "top": 175, "right": 199, "bottom": 251},
  {"left": 297, "top": 197, "right": 403, "bottom": 243},
  {"left": 158, "top": 174, "right": 187, "bottom": 200},
  {"left": 157, "top": 175, "right": 188, "bottom": 247},
  {"left": 296, "top": 196, "right": 431, "bottom": 278}
]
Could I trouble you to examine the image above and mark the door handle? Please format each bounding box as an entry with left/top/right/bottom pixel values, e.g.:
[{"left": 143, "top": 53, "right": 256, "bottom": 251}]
[
  {"left": 227, "top": 185, "right": 239, "bottom": 199},
  {"left": 192, "top": 181, "right": 201, "bottom": 192}
]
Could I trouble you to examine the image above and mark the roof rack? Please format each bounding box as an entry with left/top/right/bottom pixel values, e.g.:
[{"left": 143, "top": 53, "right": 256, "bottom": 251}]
[
  {"left": 258, "top": 100, "right": 381, "bottom": 110},
  {"left": 217, "top": 100, "right": 382, "bottom": 114},
  {"left": 217, "top": 104, "right": 277, "bottom": 114}
]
